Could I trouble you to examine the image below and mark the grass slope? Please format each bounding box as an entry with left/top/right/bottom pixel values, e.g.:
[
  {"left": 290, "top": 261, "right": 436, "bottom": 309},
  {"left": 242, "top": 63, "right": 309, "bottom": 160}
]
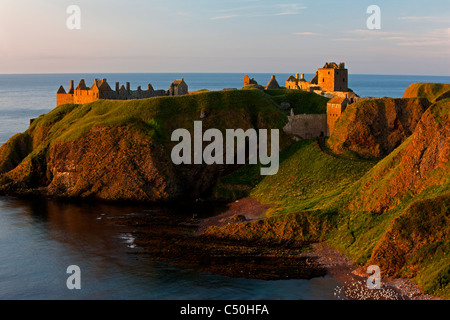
[
  {"left": 215, "top": 139, "right": 376, "bottom": 215},
  {"left": 28, "top": 89, "right": 288, "bottom": 145},
  {"left": 403, "top": 82, "right": 450, "bottom": 102}
]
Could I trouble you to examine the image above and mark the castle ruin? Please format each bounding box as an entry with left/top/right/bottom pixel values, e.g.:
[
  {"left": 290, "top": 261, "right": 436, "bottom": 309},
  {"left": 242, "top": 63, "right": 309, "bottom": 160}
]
[
  {"left": 326, "top": 96, "right": 350, "bottom": 136},
  {"left": 285, "top": 62, "right": 348, "bottom": 94},
  {"left": 283, "top": 62, "right": 366, "bottom": 139},
  {"left": 56, "top": 78, "right": 189, "bottom": 107}
]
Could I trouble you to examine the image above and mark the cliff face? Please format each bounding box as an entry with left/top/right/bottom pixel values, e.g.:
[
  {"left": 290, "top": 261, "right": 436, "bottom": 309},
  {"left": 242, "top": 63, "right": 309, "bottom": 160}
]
[
  {"left": 0, "top": 90, "right": 288, "bottom": 202},
  {"left": 336, "top": 98, "right": 449, "bottom": 296},
  {"left": 45, "top": 126, "right": 181, "bottom": 201},
  {"left": 348, "top": 98, "right": 449, "bottom": 214},
  {"left": 328, "top": 97, "right": 431, "bottom": 159},
  {"left": 369, "top": 193, "right": 449, "bottom": 280}
]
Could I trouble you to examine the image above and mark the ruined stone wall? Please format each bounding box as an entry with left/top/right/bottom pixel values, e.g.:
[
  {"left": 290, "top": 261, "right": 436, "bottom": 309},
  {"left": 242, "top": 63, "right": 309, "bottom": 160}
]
[
  {"left": 327, "top": 104, "right": 346, "bottom": 136},
  {"left": 57, "top": 79, "right": 186, "bottom": 107},
  {"left": 73, "top": 90, "right": 99, "bottom": 105},
  {"left": 286, "top": 81, "right": 298, "bottom": 89},
  {"left": 283, "top": 114, "right": 327, "bottom": 139},
  {"left": 100, "top": 89, "right": 165, "bottom": 100},
  {"left": 333, "top": 68, "right": 348, "bottom": 92},
  {"left": 56, "top": 93, "right": 74, "bottom": 106}
]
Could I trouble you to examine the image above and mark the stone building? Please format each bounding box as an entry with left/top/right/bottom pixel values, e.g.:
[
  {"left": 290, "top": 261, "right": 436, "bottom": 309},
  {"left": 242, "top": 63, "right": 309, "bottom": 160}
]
[
  {"left": 243, "top": 75, "right": 258, "bottom": 86},
  {"left": 326, "top": 96, "right": 349, "bottom": 136},
  {"left": 168, "top": 78, "right": 189, "bottom": 96},
  {"left": 56, "top": 78, "right": 188, "bottom": 107},
  {"left": 318, "top": 62, "right": 348, "bottom": 92},
  {"left": 286, "top": 62, "right": 348, "bottom": 94},
  {"left": 266, "top": 75, "right": 280, "bottom": 90},
  {"left": 283, "top": 110, "right": 327, "bottom": 139},
  {"left": 285, "top": 73, "right": 320, "bottom": 91}
]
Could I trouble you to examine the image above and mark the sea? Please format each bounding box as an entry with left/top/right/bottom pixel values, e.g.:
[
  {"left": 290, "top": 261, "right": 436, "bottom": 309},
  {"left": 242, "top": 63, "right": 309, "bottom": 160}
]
[{"left": 0, "top": 73, "right": 449, "bottom": 300}]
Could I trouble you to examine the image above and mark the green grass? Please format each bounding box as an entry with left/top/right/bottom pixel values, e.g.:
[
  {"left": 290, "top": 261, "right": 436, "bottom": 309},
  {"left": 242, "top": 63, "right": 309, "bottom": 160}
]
[
  {"left": 215, "top": 139, "right": 376, "bottom": 215},
  {"left": 0, "top": 132, "right": 32, "bottom": 174},
  {"left": 403, "top": 83, "right": 450, "bottom": 102},
  {"left": 0, "top": 89, "right": 294, "bottom": 191},
  {"left": 265, "top": 88, "right": 329, "bottom": 114},
  {"left": 28, "top": 89, "right": 288, "bottom": 145}
]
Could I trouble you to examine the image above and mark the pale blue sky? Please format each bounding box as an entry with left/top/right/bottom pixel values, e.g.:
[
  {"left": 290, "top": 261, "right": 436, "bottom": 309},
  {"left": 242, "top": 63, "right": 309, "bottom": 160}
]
[{"left": 0, "top": 0, "right": 449, "bottom": 75}]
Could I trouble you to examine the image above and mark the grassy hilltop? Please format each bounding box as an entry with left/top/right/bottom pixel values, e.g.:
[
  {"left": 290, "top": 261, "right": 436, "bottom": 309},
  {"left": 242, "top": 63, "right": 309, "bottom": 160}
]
[
  {"left": 0, "top": 89, "right": 326, "bottom": 201},
  {"left": 403, "top": 82, "right": 450, "bottom": 102}
]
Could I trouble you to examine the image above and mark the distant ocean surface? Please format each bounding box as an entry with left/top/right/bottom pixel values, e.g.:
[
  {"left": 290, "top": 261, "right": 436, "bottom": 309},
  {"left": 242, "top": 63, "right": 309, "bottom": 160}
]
[{"left": 0, "top": 73, "right": 449, "bottom": 145}]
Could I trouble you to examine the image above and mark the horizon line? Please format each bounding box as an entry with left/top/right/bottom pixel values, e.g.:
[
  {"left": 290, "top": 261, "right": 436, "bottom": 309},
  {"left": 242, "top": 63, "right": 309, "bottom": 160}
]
[{"left": 0, "top": 72, "right": 449, "bottom": 78}]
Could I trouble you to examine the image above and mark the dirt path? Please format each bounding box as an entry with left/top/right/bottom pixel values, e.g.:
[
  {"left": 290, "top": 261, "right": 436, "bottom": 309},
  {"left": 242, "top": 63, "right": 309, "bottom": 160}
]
[
  {"left": 316, "top": 137, "right": 372, "bottom": 162},
  {"left": 197, "top": 197, "right": 270, "bottom": 231}
]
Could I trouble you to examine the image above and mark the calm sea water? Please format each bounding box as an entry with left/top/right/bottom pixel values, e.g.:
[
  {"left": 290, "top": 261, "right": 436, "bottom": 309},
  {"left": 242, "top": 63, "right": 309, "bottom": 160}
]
[
  {"left": 0, "top": 196, "right": 339, "bottom": 300},
  {"left": 0, "top": 73, "right": 449, "bottom": 300}
]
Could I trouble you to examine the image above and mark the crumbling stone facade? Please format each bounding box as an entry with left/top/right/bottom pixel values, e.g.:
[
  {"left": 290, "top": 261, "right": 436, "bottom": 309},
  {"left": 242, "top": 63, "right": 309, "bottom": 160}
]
[
  {"left": 285, "top": 73, "right": 320, "bottom": 91},
  {"left": 168, "top": 78, "right": 189, "bottom": 96},
  {"left": 266, "top": 75, "right": 280, "bottom": 90},
  {"left": 283, "top": 111, "right": 327, "bottom": 139},
  {"left": 326, "top": 96, "right": 349, "bottom": 136},
  {"left": 57, "top": 78, "right": 188, "bottom": 107},
  {"left": 243, "top": 75, "right": 258, "bottom": 86},
  {"left": 286, "top": 62, "right": 348, "bottom": 94}
]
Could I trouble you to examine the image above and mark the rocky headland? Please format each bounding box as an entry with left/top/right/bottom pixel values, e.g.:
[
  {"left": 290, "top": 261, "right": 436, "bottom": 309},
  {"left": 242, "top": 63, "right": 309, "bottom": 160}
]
[{"left": 0, "top": 83, "right": 448, "bottom": 299}]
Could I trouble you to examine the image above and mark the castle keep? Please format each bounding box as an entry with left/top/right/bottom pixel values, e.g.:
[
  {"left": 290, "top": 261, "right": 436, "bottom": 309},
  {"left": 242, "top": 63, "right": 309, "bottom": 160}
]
[
  {"left": 283, "top": 62, "right": 368, "bottom": 138},
  {"left": 285, "top": 62, "right": 348, "bottom": 94},
  {"left": 318, "top": 62, "right": 348, "bottom": 92},
  {"left": 56, "top": 78, "right": 188, "bottom": 107}
]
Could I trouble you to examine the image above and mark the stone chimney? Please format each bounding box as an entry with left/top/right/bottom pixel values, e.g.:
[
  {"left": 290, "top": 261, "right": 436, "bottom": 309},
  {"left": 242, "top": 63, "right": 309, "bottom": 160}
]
[
  {"left": 300, "top": 73, "right": 305, "bottom": 80},
  {"left": 69, "top": 80, "right": 74, "bottom": 93},
  {"left": 126, "top": 82, "right": 130, "bottom": 92},
  {"left": 116, "top": 82, "right": 120, "bottom": 92},
  {"left": 295, "top": 73, "right": 299, "bottom": 80}
]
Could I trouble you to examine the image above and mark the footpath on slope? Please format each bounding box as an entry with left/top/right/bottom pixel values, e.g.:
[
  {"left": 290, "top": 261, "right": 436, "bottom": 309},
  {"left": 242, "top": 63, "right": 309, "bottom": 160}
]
[{"left": 316, "top": 137, "right": 373, "bottom": 162}]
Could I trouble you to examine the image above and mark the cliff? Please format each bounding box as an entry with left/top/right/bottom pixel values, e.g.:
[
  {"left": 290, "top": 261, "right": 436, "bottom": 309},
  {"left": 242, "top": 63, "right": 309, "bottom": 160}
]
[
  {"left": 346, "top": 98, "right": 449, "bottom": 214},
  {"left": 327, "top": 97, "right": 431, "bottom": 159},
  {"left": 0, "top": 90, "right": 288, "bottom": 201},
  {"left": 330, "top": 98, "right": 449, "bottom": 296}
]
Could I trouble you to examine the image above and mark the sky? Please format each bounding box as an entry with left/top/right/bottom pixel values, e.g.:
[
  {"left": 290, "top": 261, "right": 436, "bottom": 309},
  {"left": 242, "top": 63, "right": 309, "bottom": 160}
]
[{"left": 0, "top": 0, "right": 449, "bottom": 75}]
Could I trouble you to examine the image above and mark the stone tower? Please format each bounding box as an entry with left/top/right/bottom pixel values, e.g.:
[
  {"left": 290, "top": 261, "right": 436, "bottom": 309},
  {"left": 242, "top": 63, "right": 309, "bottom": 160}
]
[
  {"left": 326, "top": 95, "right": 349, "bottom": 136},
  {"left": 318, "top": 62, "right": 348, "bottom": 92}
]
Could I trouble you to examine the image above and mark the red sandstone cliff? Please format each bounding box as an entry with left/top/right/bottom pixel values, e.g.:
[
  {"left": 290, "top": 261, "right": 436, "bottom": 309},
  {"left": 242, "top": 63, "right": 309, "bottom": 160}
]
[{"left": 328, "top": 97, "right": 431, "bottom": 159}]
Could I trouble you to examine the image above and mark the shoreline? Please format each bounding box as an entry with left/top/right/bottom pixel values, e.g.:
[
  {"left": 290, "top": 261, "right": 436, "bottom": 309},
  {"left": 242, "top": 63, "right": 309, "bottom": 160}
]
[
  {"left": 197, "top": 197, "right": 441, "bottom": 300},
  {"left": 0, "top": 194, "right": 442, "bottom": 300}
]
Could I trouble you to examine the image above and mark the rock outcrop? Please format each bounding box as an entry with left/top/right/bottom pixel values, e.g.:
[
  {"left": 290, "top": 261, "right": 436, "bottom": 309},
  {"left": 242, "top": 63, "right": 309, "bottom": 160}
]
[
  {"left": 0, "top": 90, "right": 288, "bottom": 202},
  {"left": 349, "top": 98, "right": 450, "bottom": 214},
  {"left": 328, "top": 97, "right": 431, "bottom": 158}
]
